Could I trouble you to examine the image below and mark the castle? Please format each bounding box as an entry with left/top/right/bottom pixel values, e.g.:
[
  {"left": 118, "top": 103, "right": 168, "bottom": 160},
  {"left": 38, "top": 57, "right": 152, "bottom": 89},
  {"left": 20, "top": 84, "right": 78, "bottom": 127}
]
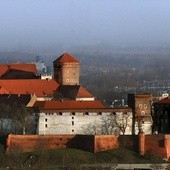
[
  {"left": 0, "top": 52, "right": 170, "bottom": 159},
  {"left": 0, "top": 52, "right": 154, "bottom": 135}
]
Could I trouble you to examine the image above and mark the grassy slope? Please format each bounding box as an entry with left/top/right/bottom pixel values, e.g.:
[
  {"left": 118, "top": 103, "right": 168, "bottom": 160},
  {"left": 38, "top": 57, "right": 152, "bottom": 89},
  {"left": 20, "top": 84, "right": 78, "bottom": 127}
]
[
  {"left": 22, "top": 147, "right": 167, "bottom": 167},
  {"left": 1, "top": 147, "right": 168, "bottom": 168}
]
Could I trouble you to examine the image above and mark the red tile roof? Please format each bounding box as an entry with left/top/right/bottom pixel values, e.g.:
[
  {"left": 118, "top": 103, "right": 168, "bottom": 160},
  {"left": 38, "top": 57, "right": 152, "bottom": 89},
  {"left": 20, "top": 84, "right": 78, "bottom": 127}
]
[
  {"left": 0, "top": 64, "right": 37, "bottom": 77},
  {"left": 32, "top": 100, "right": 104, "bottom": 109},
  {"left": 0, "top": 79, "right": 59, "bottom": 97},
  {"left": 54, "top": 85, "right": 94, "bottom": 100},
  {"left": 155, "top": 97, "right": 170, "bottom": 104},
  {"left": 77, "top": 86, "right": 94, "bottom": 98},
  {"left": 53, "top": 52, "right": 79, "bottom": 63}
]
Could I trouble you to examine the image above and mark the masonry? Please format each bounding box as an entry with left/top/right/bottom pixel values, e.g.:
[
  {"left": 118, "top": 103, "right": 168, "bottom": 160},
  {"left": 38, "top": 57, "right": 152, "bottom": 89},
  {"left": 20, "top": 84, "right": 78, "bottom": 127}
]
[
  {"left": 6, "top": 134, "right": 119, "bottom": 153},
  {"left": 6, "top": 133, "right": 170, "bottom": 159}
]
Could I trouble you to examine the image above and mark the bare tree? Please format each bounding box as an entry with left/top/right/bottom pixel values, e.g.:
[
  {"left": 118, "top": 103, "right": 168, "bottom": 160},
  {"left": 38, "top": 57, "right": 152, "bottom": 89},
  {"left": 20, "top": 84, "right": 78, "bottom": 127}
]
[
  {"left": 0, "top": 104, "right": 12, "bottom": 133},
  {"left": 81, "top": 113, "right": 132, "bottom": 135},
  {"left": 11, "top": 104, "right": 34, "bottom": 134},
  {"left": 113, "top": 112, "right": 132, "bottom": 135}
]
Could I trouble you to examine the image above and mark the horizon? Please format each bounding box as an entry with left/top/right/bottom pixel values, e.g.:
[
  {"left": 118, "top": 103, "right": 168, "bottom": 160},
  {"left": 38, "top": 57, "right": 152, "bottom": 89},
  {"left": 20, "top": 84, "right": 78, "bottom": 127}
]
[{"left": 0, "top": 0, "right": 170, "bottom": 53}]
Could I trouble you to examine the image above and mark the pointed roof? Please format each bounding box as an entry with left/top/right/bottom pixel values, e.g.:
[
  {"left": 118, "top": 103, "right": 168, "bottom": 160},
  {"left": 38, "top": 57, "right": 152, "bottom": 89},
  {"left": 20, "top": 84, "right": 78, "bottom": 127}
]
[
  {"left": 77, "top": 86, "right": 94, "bottom": 98},
  {"left": 54, "top": 85, "right": 94, "bottom": 100},
  {"left": 53, "top": 52, "right": 79, "bottom": 63}
]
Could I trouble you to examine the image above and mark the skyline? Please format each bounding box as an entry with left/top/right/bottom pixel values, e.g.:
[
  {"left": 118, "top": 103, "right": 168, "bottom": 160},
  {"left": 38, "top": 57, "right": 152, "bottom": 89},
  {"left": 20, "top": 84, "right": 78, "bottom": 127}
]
[{"left": 0, "top": 0, "right": 170, "bottom": 52}]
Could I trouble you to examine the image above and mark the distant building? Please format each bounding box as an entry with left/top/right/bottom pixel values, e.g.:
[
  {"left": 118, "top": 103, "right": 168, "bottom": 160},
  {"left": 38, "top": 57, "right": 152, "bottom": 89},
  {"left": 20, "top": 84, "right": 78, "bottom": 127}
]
[
  {"left": 153, "top": 97, "right": 170, "bottom": 134},
  {"left": 0, "top": 64, "right": 39, "bottom": 79}
]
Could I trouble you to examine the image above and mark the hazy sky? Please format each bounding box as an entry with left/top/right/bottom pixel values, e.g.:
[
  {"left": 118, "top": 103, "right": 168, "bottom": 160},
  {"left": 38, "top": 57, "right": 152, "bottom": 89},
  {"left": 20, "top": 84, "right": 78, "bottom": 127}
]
[{"left": 0, "top": 0, "right": 170, "bottom": 51}]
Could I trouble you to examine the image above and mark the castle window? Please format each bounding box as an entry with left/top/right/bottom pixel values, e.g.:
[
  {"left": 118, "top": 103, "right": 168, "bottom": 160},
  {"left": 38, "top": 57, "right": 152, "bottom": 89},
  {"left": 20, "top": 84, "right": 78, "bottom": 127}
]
[
  {"left": 85, "top": 112, "right": 89, "bottom": 115},
  {"left": 72, "top": 117, "right": 74, "bottom": 119},
  {"left": 139, "top": 104, "right": 142, "bottom": 109},
  {"left": 59, "top": 112, "right": 62, "bottom": 115},
  {"left": 45, "top": 124, "right": 48, "bottom": 128},
  {"left": 144, "top": 104, "right": 147, "bottom": 109},
  {"left": 98, "top": 112, "right": 102, "bottom": 115},
  {"left": 72, "top": 112, "right": 75, "bottom": 115},
  {"left": 72, "top": 121, "right": 74, "bottom": 125},
  {"left": 45, "top": 118, "right": 48, "bottom": 122},
  {"left": 72, "top": 129, "right": 74, "bottom": 132}
]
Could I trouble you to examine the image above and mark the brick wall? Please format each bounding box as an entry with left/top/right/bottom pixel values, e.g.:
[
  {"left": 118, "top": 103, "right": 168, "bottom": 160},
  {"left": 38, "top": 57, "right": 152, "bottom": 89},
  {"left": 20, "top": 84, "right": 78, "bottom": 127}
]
[
  {"left": 6, "top": 134, "right": 170, "bottom": 159},
  {"left": 94, "top": 135, "right": 119, "bottom": 153},
  {"left": 6, "top": 134, "right": 119, "bottom": 153},
  {"left": 139, "top": 133, "right": 170, "bottom": 159}
]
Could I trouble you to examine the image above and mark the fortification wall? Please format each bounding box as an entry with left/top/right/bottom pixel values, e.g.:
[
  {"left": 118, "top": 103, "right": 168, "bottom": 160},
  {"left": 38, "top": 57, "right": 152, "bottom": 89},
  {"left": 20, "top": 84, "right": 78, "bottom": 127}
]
[
  {"left": 94, "top": 135, "right": 119, "bottom": 153},
  {"left": 6, "top": 134, "right": 119, "bottom": 153},
  {"left": 6, "top": 134, "right": 170, "bottom": 159},
  {"left": 139, "top": 133, "right": 170, "bottom": 159}
]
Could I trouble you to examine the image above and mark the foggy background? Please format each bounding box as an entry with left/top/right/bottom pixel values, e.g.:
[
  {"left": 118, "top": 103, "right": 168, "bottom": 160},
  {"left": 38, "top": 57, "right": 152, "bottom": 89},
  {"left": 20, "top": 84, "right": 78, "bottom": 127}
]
[{"left": 0, "top": 0, "right": 170, "bottom": 54}]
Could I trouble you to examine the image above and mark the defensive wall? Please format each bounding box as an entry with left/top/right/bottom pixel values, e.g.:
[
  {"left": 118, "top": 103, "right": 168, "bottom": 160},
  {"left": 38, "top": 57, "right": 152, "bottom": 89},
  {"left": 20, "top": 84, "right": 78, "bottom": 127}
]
[
  {"left": 4, "top": 133, "right": 170, "bottom": 159},
  {"left": 139, "top": 133, "right": 170, "bottom": 159},
  {"left": 6, "top": 134, "right": 119, "bottom": 153}
]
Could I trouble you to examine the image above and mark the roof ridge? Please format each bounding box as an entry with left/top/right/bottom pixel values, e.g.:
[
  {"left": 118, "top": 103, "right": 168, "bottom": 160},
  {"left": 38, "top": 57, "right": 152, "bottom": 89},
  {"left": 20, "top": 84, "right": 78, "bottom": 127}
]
[{"left": 53, "top": 52, "right": 79, "bottom": 63}]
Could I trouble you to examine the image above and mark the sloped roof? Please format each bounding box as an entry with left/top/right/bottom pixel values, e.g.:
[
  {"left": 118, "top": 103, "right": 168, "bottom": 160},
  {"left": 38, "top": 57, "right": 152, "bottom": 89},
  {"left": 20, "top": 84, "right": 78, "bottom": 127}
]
[
  {"left": 53, "top": 52, "right": 79, "bottom": 63},
  {"left": 32, "top": 100, "right": 104, "bottom": 109},
  {"left": 0, "top": 64, "right": 37, "bottom": 77},
  {"left": 54, "top": 85, "right": 94, "bottom": 100},
  {"left": 76, "top": 86, "right": 94, "bottom": 98},
  {"left": 0, "top": 79, "right": 59, "bottom": 97},
  {"left": 155, "top": 97, "right": 170, "bottom": 104}
]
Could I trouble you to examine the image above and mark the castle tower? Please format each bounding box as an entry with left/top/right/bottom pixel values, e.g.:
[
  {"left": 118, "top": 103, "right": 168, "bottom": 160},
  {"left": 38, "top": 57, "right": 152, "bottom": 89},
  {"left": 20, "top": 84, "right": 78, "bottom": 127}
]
[
  {"left": 128, "top": 93, "right": 153, "bottom": 134},
  {"left": 53, "top": 52, "right": 80, "bottom": 85}
]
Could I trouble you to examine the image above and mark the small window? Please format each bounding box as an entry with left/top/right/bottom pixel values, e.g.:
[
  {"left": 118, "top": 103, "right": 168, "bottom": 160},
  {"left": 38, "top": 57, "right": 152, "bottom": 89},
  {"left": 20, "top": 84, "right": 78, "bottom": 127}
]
[
  {"left": 144, "top": 104, "right": 147, "bottom": 109},
  {"left": 59, "top": 112, "right": 62, "bottom": 115},
  {"left": 72, "top": 129, "right": 74, "bottom": 132},
  {"left": 45, "top": 118, "right": 48, "bottom": 122},
  {"left": 112, "top": 112, "right": 116, "bottom": 115},
  {"left": 72, "top": 121, "right": 74, "bottom": 125},
  {"left": 85, "top": 112, "right": 89, "bottom": 115},
  {"left": 98, "top": 112, "right": 102, "bottom": 115},
  {"left": 72, "top": 112, "right": 75, "bottom": 115},
  {"left": 139, "top": 104, "right": 143, "bottom": 109},
  {"left": 72, "top": 117, "right": 74, "bottom": 119},
  {"left": 45, "top": 124, "right": 47, "bottom": 128}
]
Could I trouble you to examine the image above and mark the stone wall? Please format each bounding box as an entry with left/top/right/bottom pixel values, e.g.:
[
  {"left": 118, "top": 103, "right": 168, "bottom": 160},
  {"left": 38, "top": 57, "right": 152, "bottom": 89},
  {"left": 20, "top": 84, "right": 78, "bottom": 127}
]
[{"left": 37, "top": 111, "right": 133, "bottom": 135}]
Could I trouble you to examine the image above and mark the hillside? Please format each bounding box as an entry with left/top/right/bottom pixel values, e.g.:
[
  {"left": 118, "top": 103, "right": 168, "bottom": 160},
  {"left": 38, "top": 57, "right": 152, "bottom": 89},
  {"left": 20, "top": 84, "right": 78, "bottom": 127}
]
[{"left": 0, "top": 147, "right": 168, "bottom": 169}]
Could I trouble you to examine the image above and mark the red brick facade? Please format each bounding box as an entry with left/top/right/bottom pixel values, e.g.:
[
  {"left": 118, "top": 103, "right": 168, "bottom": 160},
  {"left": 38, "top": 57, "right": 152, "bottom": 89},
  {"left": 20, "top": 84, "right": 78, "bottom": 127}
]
[
  {"left": 139, "top": 133, "right": 170, "bottom": 159},
  {"left": 6, "top": 134, "right": 170, "bottom": 159},
  {"left": 6, "top": 134, "right": 119, "bottom": 153}
]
